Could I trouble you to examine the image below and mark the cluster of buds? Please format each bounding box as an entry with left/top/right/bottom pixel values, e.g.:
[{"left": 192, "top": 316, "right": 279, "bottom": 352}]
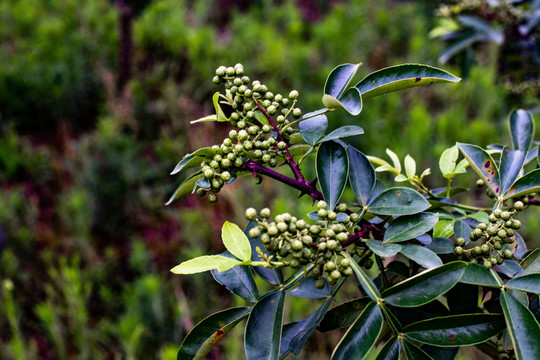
[
  {"left": 454, "top": 201, "right": 523, "bottom": 269},
  {"left": 196, "top": 64, "right": 303, "bottom": 203},
  {"left": 245, "top": 201, "right": 370, "bottom": 287}
]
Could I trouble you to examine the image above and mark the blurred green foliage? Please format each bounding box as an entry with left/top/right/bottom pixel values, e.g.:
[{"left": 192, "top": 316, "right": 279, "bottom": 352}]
[{"left": 0, "top": 0, "right": 536, "bottom": 359}]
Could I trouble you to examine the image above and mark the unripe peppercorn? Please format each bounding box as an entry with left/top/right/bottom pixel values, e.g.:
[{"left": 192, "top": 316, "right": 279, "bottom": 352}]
[
  {"left": 204, "top": 168, "right": 214, "bottom": 178},
  {"left": 292, "top": 108, "right": 302, "bottom": 118},
  {"left": 337, "top": 203, "right": 348, "bottom": 212},
  {"left": 327, "top": 211, "right": 337, "bottom": 221},
  {"left": 337, "top": 232, "right": 348, "bottom": 242},
  {"left": 234, "top": 158, "right": 244, "bottom": 167},
  {"left": 481, "top": 244, "right": 490, "bottom": 254},
  {"left": 289, "top": 90, "right": 299, "bottom": 100},
  {"left": 514, "top": 201, "right": 524, "bottom": 211},
  {"left": 483, "top": 261, "right": 492, "bottom": 270},
  {"left": 196, "top": 188, "right": 207, "bottom": 197},
  {"left": 456, "top": 237, "right": 466, "bottom": 246},
  {"left": 503, "top": 250, "right": 513, "bottom": 259},
  {"left": 292, "top": 240, "right": 303, "bottom": 251},
  {"left": 268, "top": 225, "right": 278, "bottom": 236},
  {"left": 501, "top": 211, "right": 511, "bottom": 221},
  {"left": 226, "top": 67, "right": 235, "bottom": 76},
  {"left": 245, "top": 207, "right": 257, "bottom": 220},
  {"left": 454, "top": 246, "right": 464, "bottom": 255},
  {"left": 260, "top": 208, "right": 271, "bottom": 218},
  {"left": 473, "top": 228, "right": 483, "bottom": 238},
  {"left": 277, "top": 141, "right": 287, "bottom": 150},
  {"left": 220, "top": 171, "right": 231, "bottom": 181},
  {"left": 477, "top": 223, "right": 487, "bottom": 231},
  {"left": 493, "top": 209, "right": 502, "bottom": 218},
  {"left": 277, "top": 222, "right": 288, "bottom": 233},
  {"left": 343, "top": 267, "right": 353, "bottom": 276},
  {"left": 317, "top": 200, "right": 327, "bottom": 209},
  {"left": 315, "top": 278, "right": 325, "bottom": 289},
  {"left": 309, "top": 225, "right": 321, "bottom": 235},
  {"left": 249, "top": 227, "right": 261, "bottom": 238},
  {"left": 488, "top": 214, "right": 497, "bottom": 223},
  {"left": 208, "top": 193, "right": 218, "bottom": 203}
]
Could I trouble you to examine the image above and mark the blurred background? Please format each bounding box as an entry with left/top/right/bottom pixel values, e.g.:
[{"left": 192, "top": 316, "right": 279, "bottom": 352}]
[{"left": 0, "top": 0, "right": 539, "bottom": 359}]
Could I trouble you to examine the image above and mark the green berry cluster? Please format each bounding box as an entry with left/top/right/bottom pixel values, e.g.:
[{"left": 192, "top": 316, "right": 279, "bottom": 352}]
[
  {"left": 245, "top": 201, "right": 367, "bottom": 287},
  {"left": 454, "top": 201, "right": 524, "bottom": 269},
  {"left": 196, "top": 64, "right": 303, "bottom": 203}
]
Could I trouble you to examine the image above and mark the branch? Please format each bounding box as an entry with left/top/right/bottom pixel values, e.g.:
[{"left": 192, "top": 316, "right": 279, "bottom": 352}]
[{"left": 242, "top": 159, "right": 323, "bottom": 202}]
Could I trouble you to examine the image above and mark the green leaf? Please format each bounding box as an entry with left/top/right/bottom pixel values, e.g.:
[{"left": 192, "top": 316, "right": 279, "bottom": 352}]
[
  {"left": 404, "top": 155, "right": 416, "bottom": 179},
  {"left": 343, "top": 252, "right": 381, "bottom": 301},
  {"left": 500, "top": 148, "right": 526, "bottom": 195},
  {"left": 369, "top": 187, "right": 431, "bottom": 216},
  {"left": 439, "top": 145, "right": 460, "bottom": 177},
  {"left": 177, "top": 307, "right": 251, "bottom": 360},
  {"left": 426, "top": 237, "right": 455, "bottom": 254},
  {"left": 500, "top": 291, "right": 540, "bottom": 360},
  {"left": 399, "top": 244, "right": 443, "bottom": 269},
  {"left": 212, "top": 92, "right": 228, "bottom": 122},
  {"left": 299, "top": 114, "right": 328, "bottom": 145},
  {"left": 384, "top": 213, "right": 438, "bottom": 243},
  {"left": 318, "top": 125, "right": 364, "bottom": 143},
  {"left": 509, "top": 109, "right": 535, "bottom": 151},
  {"left": 211, "top": 252, "right": 259, "bottom": 303},
  {"left": 319, "top": 298, "right": 371, "bottom": 332},
  {"left": 401, "top": 339, "right": 434, "bottom": 360},
  {"left": 386, "top": 149, "right": 401, "bottom": 173},
  {"left": 522, "top": 249, "right": 540, "bottom": 276},
  {"left": 347, "top": 146, "right": 376, "bottom": 207},
  {"left": 190, "top": 114, "right": 218, "bottom": 124},
  {"left": 403, "top": 314, "right": 505, "bottom": 347},
  {"left": 280, "top": 297, "right": 334, "bottom": 357},
  {"left": 331, "top": 302, "right": 383, "bottom": 360},
  {"left": 322, "top": 87, "right": 363, "bottom": 116},
  {"left": 382, "top": 261, "right": 467, "bottom": 307},
  {"left": 245, "top": 291, "right": 285, "bottom": 360},
  {"left": 355, "top": 64, "right": 460, "bottom": 100},
  {"left": 504, "top": 168, "right": 540, "bottom": 200},
  {"left": 433, "top": 219, "right": 454, "bottom": 238},
  {"left": 438, "top": 32, "right": 487, "bottom": 64},
  {"left": 221, "top": 221, "right": 252, "bottom": 262},
  {"left": 324, "top": 63, "right": 362, "bottom": 99},
  {"left": 506, "top": 274, "right": 540, "bottom": 294},
  {"left": 375, "top": 337, "right": 400, "bottom": 360},
  {"left": 366, "top": 239, "right": 402, "bottom": 257},
  {"left": 171, "top": 255, "right": 241, "bottom": 275},
  {"left": 316, "top": 141, "right": 349, "bottom": 210},
  {"left": 457, "top": 143, "right": 501, "bottom": 197},
  {"left": 288, "top": 144, "right": 312, "bottom": 159},
  {"left": 454, "top": 220, "right": 472, "bottom": 245},
  {"left": 460, "top": 263, "right": 500, "bottom": 287},
  {"left": 171, "top": 155, "right": 201, "bottom": 175},
  {"left": 165, "top": 170, "right": 204, "bottom": 205},
  {"left": 287, "top": 276, "right": 331, "bottom": 299}
]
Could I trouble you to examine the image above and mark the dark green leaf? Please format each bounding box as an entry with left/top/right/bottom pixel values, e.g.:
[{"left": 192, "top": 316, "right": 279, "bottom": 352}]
[
  {"left": 504, "top": 168, "right": 540, "bottom": 200},
  {"left": 515, "top": 232, "right": 527, "bottom": 260},
  {"left": 245, "top": 291, "right": 285, "bottom": 360},
  {"left": 166, "top": 170, "right": 204, "bottom": 205},
  {"left": 322, "top": 87, "right": 363, "bottom": 116},
  {"left": 318, "top": 125, "right": 364, "bottom": 143},
  {"left": 498, "top": 260, "right": 523, "bottom": 278},
  {"left": 420, "top": 345, "right": 459, "bottom": 360},
  {"left": 316, "top": 141, "right": 349, "bottom": 210},
  {"left": 344, "top": 252, "right": 381, "bottom": 301},
  {"left": 369, "top": 187, "right": 431, "bottom": 216},
  {"left": 319, "top": 297, "right": 371, "bottom": 332},
  {"left": 426, "top": 237, "right": 455, "bottom": 254},
  {"left": 403, "top": 314, "right": 505, "bottom": 346},
  {"left": 280, "top": 297, "right": 334, "bottom": 358},
  {"left": 324, "top": 63, "right": 361, "bottom": 99},
  {"left": 299, "top": 115, "right": 328, "bottom": 145},
  {"left": 382, "top": 261, "right": 467, "bottom": 307},
  {"left": 460, "top": 263, "right": 500, "bottom": 287},
  {"left": 177, "top": 307, "right": 251, "bottom": 360},
  {"left": 245, "top": 221, "right": 283, "bottom": 285},
  {"left": 366, "top": 239, "right": 402, "bottom": 257},
  {"left": 384, "top": 213, "right": 438, "bottom": 243},
  {"left": 500, "top": 148, "right": 526, "bottom": 195},
  {"left": 287, "top": 276, "right": 331, "bottom": 299},
  {"left": 522, "top": 249, "right": 540, "bottom": 276},
  {"left": 212, "top": 252, "right": 258, "bottom": 303},
  {"left": 453, "top": 220, "right": 472, "bottom": 245},
  {"left": 399, "top": 244, "right": 443, "bottom": 269},
  {"left": 347, "top": 146, "right": 376, "bottom": 207},
  {"left": 375, "top": 337, "right": 400, "bottom": 360},
  {"left": 457, "top": 143, "right": 501, "bottom": 197},
  {"left": 500, "top": 291, "right": 540, "bottom": 360},
  {"left": 401, "top": 339, "right": 434, "bottom": 360},
  {"left": 506, "top": 274, "right": 540, "bottom": 294},
  {"left": 331, "top": 302, "right": 383, "bottom": 360},
  {"left": 355, "top": 64, "right": 460, "bottom": 100},
  {"left": 509, "top": 109, "right": 535, "bottom": 151}
]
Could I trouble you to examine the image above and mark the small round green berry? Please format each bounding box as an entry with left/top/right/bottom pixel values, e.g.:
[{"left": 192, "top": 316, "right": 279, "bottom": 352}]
[
  {"left": 204, "top": 168, "right": 214, "bottom": 178},
  {"left": 454, "top": 246, "right": 464, "bottom": 255},
  {"left": 503, "top": 250, "right": 513, "bottom": 259},
  {"left": 505, "top": 228, "right": 515, "bottom": 237},
  {"left": 262, "top": 125, "right": 271, "bottom": 133},
  {"left": 317, "top": 209, "right": 327, "bottom": 218},
  {"left": 324, "top": 261, "right": 336, "bottom": 272},
  {"left": 473, "top": 228, "right": 483, "bottom": 238},
  {"left": 511, "top": 219, "right": 521, "bottom": 229},
  {"left": 483, "top": 261, "right": 492, "bottom": 270},
  {"left": 317, "top": 200, "right": 327, "bottom": 210},
  {"left": 315, "top": 278, "right": 325, "bottom": 289},
  {"left": 276, "top": 115, "right": 286, "bottom": 123},
  {"left": 456, "top": 237, "right": 466, "bottom": 246},
  {"left": 330, "top": 270, "right": 341, "bottom": 280},
  {"left": 268, "top": 225, "right": 279, "bottom": 236},
  {"left": 245, "top": 208, "right": 258, "bottom": 220},
  {"left": 309, "top": 225, "right": 321, "bottom": 235},
  {"left": 208, "top": 193, "right": 218, "bottom": 203},
  {"left": 497, "top": 229, "right": 507, "bottom": 239},
  {"left": 220, "top": 171, "right": 231, "bottom": 181},
  {"left": 477, "top": 223, "right": 487, "bottom": 231},
  {"left": 277, "top": 141, "right": 287, "bottom": 150},
  {"left": 514, "top": 200, "right": 525, "bottom": 211},
  {"left": 289, "top": 90, "right": 299, "bottom": 100},
  {"left": 196, "top": 188, "right": 207, "bottom": 197},
  {"left": 249, "top": 227, "right": 261, "bottom": 238},
  {"left": 342, "top": 267, "right": 353, "bottom": 276},
  {"left": 336, "top": 203, "right": 348, "bottom": 212},
  {"left": 261, "top": 154, "right": 271, "bottom": 163},
  {"left": 260, "top": 208, "right": 271, "bottom": 218},
  {"left": 488, "top": 214, "right": 497, "bottom": 223},
  {"left": 292, "top": 108, "right": 302, "bottom": 118},
  {"left": 212, "top": 75, "right": 220, "bottom": 84},
  {"left": 493, "top": 241, "right": 503, "bottom": 250},
  {"left": 327, "top": 211, "right": 337, "bottom": 221},
  {"left": 501, "top": 211, "right": 511, "bottom": 221},
  {"left": 336, "top": 232, "right": 348, "bottom": 242},
  {"left": 226, "top": 67, "right": 235, "bottom": 76},
  {"left": 476, "top": 179, "right": 485, "bottom": 187},
  {"left": 481, "top": 244, "right": 490, "bottom": 254},
  {"left": 234, "top": 158, "right": 244, "bottom": 167},
  {"left": 493, "top": 209, "right": 502, "bottom": 218}
]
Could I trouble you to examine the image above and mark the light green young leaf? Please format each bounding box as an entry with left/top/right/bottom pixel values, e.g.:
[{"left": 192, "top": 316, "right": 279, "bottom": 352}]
[
  {"left": 213, "top": 92, "right": 229, "bottom": 122},
  {"left": 404, "top": 155, "right": 416, "bottom": 179},
  {"left": 439, "top": 145, "right": 459, "bottom": 177},
  {"left": 394, "top": 174, "right": 408, "bottom": 182},
  {"left": 386, "top": 149, "right": 401, "bottom": 173},
  {"left": 433, "top": 219, "right": 454, "bottom": 238},
  {"left": 221, "top": 221, "right": 252, "bottom": 262},
  {"left": 190, "top": 114, "right": 218, "bottom": 124},
  {"left": 171, "top": 255, "right": 241, "bottom": 275}
]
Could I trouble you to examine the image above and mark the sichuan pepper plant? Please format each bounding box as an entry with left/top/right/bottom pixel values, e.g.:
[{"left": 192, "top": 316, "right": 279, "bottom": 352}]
[{"left": 168, "top": 62, "right": 540, "bottom": 360}]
